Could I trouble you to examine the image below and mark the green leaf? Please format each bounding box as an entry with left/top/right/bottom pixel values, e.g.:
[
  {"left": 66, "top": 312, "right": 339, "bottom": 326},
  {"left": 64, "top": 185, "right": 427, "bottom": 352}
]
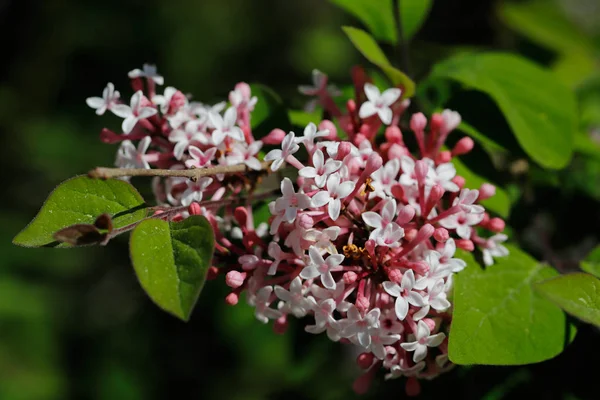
[
  {"left": 400, "top": 0, "right": 433, "bottom": 40},
  {"left": 129, "top": 215, "right": 215, "bottom": 321},
  {"left": 330, "top": 0, "right": 396, "bottom": 43},
  {"left": 457, "top": 121, "right": 507, "bottom": 155},
  {"left": 534, "top": 273, "right": 600, "bottom": 327},
  {"left": 250, "top": 84, "right": 290, "bottom": 138},
  {"left": 430, "top": 52, "right": 577, "bottom": 169},
  {"left": 288, "top": 109, "right": 322, "bottom": 128},
  {"left": 449, "top": 246, "right": 571, "bottom": 365},
  {"left": 13, "top": 176, "right": 147, "bottom": 248},
  {"left": 452, "top": 157, "right": 511, "bottom": 218},
  {"left": 498, "top": 0, "right": 595, "bottom": 55},
  {"left": 581, "top": 246, "right": 600, "bottom": 279},
  {"left": 342, "top": 26, "right": 416, "bottom": 98}
]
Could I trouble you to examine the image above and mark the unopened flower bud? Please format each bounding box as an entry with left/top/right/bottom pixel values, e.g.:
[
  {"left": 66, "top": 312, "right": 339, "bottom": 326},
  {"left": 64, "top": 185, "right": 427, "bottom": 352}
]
[
  {"left": 385, "top": 125, "right": 403, "bottom": 143},
  {"left": 405, "top": 228, "right": 418, "bottom": 241},
  {"left": 225, "top": 292, "right": 239, "bottom": 306},
  {"left": 357, "top": 353, "right": 374, "bottom": 369},
  {"left": 234, "top": 206, "right": 248, "bottom": 227},
  {"left": 318, "top": 120, "right": 338, "bottom": 140},
  {"left": 488, "top": 218, "right": 505, "bottom": 232},
  {"left": 388, "top": 268, "right": 403, "bottom": 283},
  {"left": 410, "top": 112, "right": 427, "bottom": 132},
  {"left": 343, "top": 271, "right": 358, "bottom": 285},
  {"left": 297, "top": 213, "right": 314, "bottom": 229},
  {"left": 207, "top": 266, "right": 219, "bottom": 280},
  {"left": 414, "top": 160, "right": 429, "bottom": 183},
  {"left": 352, "top": 372, "right": 374, "bottom": 395},
  {"left": 422, "top": 318, "right": 436, "bottom": 332},
  {"left": 336, "top": 142, "right": 352, "bottom": 160},
  {"left": 188, "top": 202, "right": 202, "bottom": 216},
  {"left": 430, "top": 113, "right": 444, "bottom": 131},
  {"left": 262, "top": 128, "right": 286, "bottom": 145},
  {"left": 100, "top": 128, "right": 122, "bottom": 144},
  {"left": 455, "top": 239, "right": 475, "bottom": 251},
  {"left": 452, "top": 137, "right": 474, "bottom": 156},
  {"left": 479, "top": 183, "right": 496, "bottom": 200},
  {"left": 346, "top": 99, "right": 357, "bottom": 114},
  {"left": 356, "top": 296, "right": 370, "bottom": 313},
  {"left": 388, "top": 143, "right": 409, "bottom": 159},
  {"left": 365, "top": 153, "right": 383, "bottom": 175},
  {"left": 452, "top": 175, "right": 466, "bottom": 189},
  {"left": 273, "top": 314, "right": 288, "bottom": 335},
  {"left": 225, "top": 270, "right": 246, "bottom": 288},
  {"left": 436, "top": 150, "right": 452, "bottom": 163},
  {"left": 434, "top": 228, "right": 449, "bottom": 242}
]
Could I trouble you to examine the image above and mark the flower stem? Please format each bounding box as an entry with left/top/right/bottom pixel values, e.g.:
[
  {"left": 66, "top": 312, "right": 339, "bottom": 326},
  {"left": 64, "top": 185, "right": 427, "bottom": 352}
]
[{"left": 89, "top": 161, "right": 273, "bottom": 181}]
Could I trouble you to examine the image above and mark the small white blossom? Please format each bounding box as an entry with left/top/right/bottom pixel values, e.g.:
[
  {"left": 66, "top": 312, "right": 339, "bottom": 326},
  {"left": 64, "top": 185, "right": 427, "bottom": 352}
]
[
  {"left": 86, "top": 82, "right": 120, "bottom": 115},
  {"left": 116, "top": 136, "right": 152, "bottom": 169},
  {"left": 298, "top": 149, "right": 342, "bottom": 188},
  {"left": 310, "top": 173, "right": 356, "bottom": 220},
  {"left": 482, "top": 233, "right": 509, "bottom": 266},
  {"left": 264, "top": 131, "right": 300, "bottom": 171},
  {"left": 382, "top": 269, "right": 427, "bottom": 321},
  {"left": 112, "top": 91, "right": 158, "bottom": 134},
  {"left": 358, "top": 83, "right": 401, "bottom": 125},
  {"left": 300, "top": 246, "right": 345, "bottom": 290},
  {"left": 128, "top": 64, "right": 164, "bottom": 85},
  {"left": 209, "top": 107, "right": 245, "bottom": 145},
  {"left": 400, "top": 320, "right": 446, "bottom": 363},
  {"left": 274, "top": 277, "right": 312, "bottom": 318},
  {"left": 180, "top": 177, "right": 213, "bottom": 206}
]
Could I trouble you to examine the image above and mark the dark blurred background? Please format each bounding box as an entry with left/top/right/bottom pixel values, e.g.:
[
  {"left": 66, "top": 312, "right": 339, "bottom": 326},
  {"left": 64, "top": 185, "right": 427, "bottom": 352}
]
[{"left": 2, "top": 0, "right": 600, "bottom": 399}]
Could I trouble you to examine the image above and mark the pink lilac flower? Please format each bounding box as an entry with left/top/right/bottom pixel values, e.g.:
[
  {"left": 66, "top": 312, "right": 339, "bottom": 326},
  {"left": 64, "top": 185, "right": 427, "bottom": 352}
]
[{"left": 112, "top": 91, "right": 158, "bottom": 134}]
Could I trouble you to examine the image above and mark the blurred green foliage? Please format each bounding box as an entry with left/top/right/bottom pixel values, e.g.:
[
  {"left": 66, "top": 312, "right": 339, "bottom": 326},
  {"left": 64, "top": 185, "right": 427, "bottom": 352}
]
[{"left": 2, "top": 0, "right": 600, "bottom": 399}]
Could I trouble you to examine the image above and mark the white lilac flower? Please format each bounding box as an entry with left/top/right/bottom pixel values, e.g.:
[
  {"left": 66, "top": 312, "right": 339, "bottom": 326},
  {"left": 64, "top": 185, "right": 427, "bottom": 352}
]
[
  {"left": 116, "top": 137, "right": 152, "bottom": 169},
  {"left": 274, "top": 277, "right": 312, "bottom": 318},
  {"left": 273, "top": 178, "right": 311, "bottom": 225},
  {"left": 112, "top": 91, "right": 158, "bottom": 134},
  {"left": 341, "top": 305, "right": 381, "bottom": 348},
  {"left": 482, "top": 233, "right": 509, "bottom": 266},
  {"left": 298, "top": 149, "right": 342, "bottom": 188},
  {"left": 180, "top": 177, "right": 213, "bottom": 206},
  {"left": 400, "top": 320, "right": 446, "bottom": 363},
  {"left": 382, "top": 269, "right": 427, "bottom": 321},
  {"left": 248, "top": 286, "right": 282, "bottom": 324},
  {"left": 185, "top": 146, "right": 217, "bottom": 169},
  {"left": 358, "top": 83, "right": 402, "bottom": 125},
  {"left": 303, "top": 226, "right": 340, "bottom": 255},
  {"left": 294, "top": 122, "right": 329, "bottom": 149},
  {"left": 227, "top": 141, "right": 263, "bottom": 171},
  {"left": 264, "top": 131, "right": 300, "bottom": 171},
  {"left": 310, "top": 173, "right": 356, "bottom": 220},
  {"left": 299, "top": 246, "right": 345, "bottom": 290},
  {"left": 86, "top": 82, "right": 120, "bottom": 115},
  {"left": 370, "top": 158, "right": 401, "bottom": 198},
  {"left": 168, "top": 120, "right": 204, "bottom": 160},
  {"left": 209, "top": 107, "right": 245, "bottom": 145},
  {"left": 128, "top": 63, "right": 164, "bottom": 85}
]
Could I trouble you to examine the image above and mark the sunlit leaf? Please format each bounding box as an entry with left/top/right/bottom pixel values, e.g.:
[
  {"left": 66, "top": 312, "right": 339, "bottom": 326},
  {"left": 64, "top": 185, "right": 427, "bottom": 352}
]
[
  {"left": 535, "top": 273, "right": 600, "bottom": 327},
  {"left": 129, "top": 215, "right": 215, "bottom": 321},
  {"left": 449, "top": 246, "right": 572, "bottom": 365},
  {"left": 13, "top": 176, "right": 147, "bottom": 248},
  {"left": 330, "top": 0, "right": 396, "bottom": 43},
  {"left": 430, "top": 52, "right": 577, "bottom": 169},
  {"left": 581, "top": 246, "right": 600, "bottom": 279},
  {"left": 342, "top": 26, "right": 416, "bottom": 98}
]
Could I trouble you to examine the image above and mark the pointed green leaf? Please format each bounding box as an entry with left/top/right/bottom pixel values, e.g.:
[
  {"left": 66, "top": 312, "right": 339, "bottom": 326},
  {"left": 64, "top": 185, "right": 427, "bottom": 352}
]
[
  {"left": 581, "top": 246, "right": 600, "bottom": 279},
  {"left": 400, "top": 0, "right": 433, "bottom": 40},
  {"left": 449, "top": 246, "right": 571, "bottom": 365},
  {"left": 330, "top": 0, "right": 396, "bottom": 43},
  {"left": 535, "top": 273, "right": 600, "bottom": 327},
  {"left": 452, "top": 157, "right": 510, "bottom": 217},
  {"left": 430, "top": 52, "right": 576, "bottom": 169},
  {"left": 342, "top": 26, "right": 415, "bottom": 98},
  {"left": 13, "top": 176, "right": 147, "bottom": 248},
  {"left": 129, "top": 215, "right": 215, "bottom": 321}
]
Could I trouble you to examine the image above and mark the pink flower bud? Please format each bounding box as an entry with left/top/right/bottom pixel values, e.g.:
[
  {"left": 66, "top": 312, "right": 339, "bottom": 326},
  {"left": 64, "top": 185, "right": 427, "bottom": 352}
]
[
  {"left": 297, "top": 213, "right": 314, "bottom": 229},
  {"left": 385, "top": 125, "right": 403, "bottom": 143},
  {"left": 388, "top": 268, "right": 403, "bottom": 283},
  {"left": 336, "top": 142, "right": 352, "bottom": 160},
  {"left": 234, "top": 82, "right": 252, "bottom": 98},
  {"left": 479, "top": 183, "right": 496, "bottom": 200},
  {"left": 410, "top": 112, "right": 427, "bottom": 132},
  {"left": 405, "top": 228, "right": 418, "bottom": 241},
  {"left": 188, "top": 202, "right": 202, "bottom": 216},
  {"left": 414, "top": 160, "right": 429, "bottom": 183},
  {"left": 207, "top": 266, "right": 219, "bottom": 280},
  {"left": 234, "top": 206, "right": 248, "bottom": 227},
  {"left": 225, "top": 292, "right": 239, "bottom": 306},
  {"left": 429, "top": 184, "right": 445, "bottom": 204},
  {"left": 405, "top": 377, "right": 421, "bottom": 397},
  {"left": 365, "top": 153, "right": 383, "bottom": 175},
  {"left": 100, "top": 128, "right": 122, "bottom": 144},
  {"left": 452, "top": 175, "right": 466, "bottom": 189},
  {"left": 452, "top": 137, "right": 475, "bottom": 156},
  {"left": 397, "top": 205, "right": 415, "bottom": 225},
  {"left": 359, "top": 124, "right": 372, "bottom": 137},
  {"left": 357, "top": 353, "right": 374, "bottom": 369},
  {"left": 273, "top": 314, "right": 288, "bottom": 335},
  {"left": 352, "top": 372, "right": 374, "bottom": 395},
  {"left": 169, "top": 90, "right": 187, "bottom": 114},
  {"left": 391, "top": 185, "right": 404, "bottom": 200},
  {"left": 225, "top": 270, "right": 246, "bottom": 288},
  {"left": 422, "top": 318, "right": 436, "bottom": 332},
  {"left": 262, "top": 128, "right": 286, "bottom": 145},
  {"left": 318, "top": 120, "right": 338, "bottom": 140},
  {"left": 346, "top": 99, "right": 357, "bottom": 114},
  {"left": 356, "top": 296, "right": 370, "bottom": 313},
  {"left": 388, "top": 143, "right": 408, "bottom": 159},
  {"left": 343, "top": 271, "right": 358, "bottom": 285},
  {"left": 354, "top": 133, "right": 368, "bottom": 146},
  {"left": 488, "top": 218, "right": 505, "bottom": 232},
  {"left": 430, "top": 113, "right": 444, "bottom": 132},
  {"left": 455, "top": 239, "right": 475, "bottom": 251},
  {"left": 436, "top": 150, "right": 452, "bottom": 163},
  {"left": 481, "top": 212, "right": 490, "bottom": 225},
  {"left": 412, "top": 260, "right": 429, "bottom": 275},
  {"left": 434, "top": 228, "right": 449, "bottom": 242}
]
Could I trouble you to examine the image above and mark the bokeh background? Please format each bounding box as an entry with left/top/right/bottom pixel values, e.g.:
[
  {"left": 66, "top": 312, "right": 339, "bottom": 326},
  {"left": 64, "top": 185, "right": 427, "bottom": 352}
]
[{"left": 2, "top": 0, "right": 600, "bottom": 399}]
